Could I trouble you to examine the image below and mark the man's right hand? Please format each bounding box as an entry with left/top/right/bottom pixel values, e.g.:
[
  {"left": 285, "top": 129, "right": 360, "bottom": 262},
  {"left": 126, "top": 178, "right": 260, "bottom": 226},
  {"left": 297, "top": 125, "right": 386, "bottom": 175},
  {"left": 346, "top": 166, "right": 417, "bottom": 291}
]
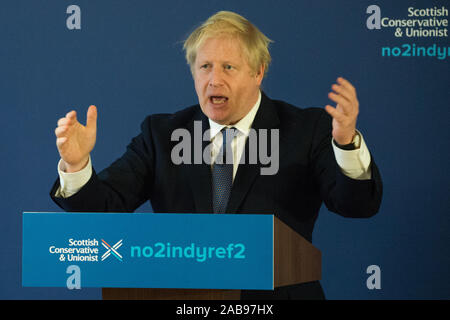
[{"left": 55, "top": 105, "right": 97, "bottom": 173}]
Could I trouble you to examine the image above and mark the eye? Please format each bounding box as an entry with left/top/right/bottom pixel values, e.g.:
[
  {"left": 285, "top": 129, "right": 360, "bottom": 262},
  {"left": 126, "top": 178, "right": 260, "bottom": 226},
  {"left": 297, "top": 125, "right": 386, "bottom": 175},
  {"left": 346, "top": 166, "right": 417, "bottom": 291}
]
[
  {"left": 224, "top": 64, "right": 233, "bottom": 70},
  {"left": 200, "top": 64, "right": 210, "bottom": 69}
]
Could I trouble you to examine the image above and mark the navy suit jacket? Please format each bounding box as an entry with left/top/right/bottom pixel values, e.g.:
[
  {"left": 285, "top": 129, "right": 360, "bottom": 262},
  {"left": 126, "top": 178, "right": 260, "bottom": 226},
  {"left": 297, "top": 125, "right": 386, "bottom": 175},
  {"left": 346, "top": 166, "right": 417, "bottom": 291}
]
[{"left": 50, "top": 92, "right": 383, "bottom": 299}]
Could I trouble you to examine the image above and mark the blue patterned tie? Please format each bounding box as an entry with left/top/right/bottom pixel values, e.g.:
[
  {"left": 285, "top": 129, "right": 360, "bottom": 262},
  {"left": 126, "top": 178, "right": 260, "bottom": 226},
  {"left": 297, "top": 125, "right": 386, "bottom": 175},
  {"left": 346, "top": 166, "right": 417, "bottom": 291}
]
[{"left": 212, "top": 128, "right": 235, "bottom": 213}]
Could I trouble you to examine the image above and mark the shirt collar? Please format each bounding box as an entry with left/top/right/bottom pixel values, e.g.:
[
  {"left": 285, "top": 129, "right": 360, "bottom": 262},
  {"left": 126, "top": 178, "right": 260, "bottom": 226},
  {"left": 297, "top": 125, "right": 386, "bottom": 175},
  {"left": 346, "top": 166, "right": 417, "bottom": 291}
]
[{"left": 208, "top": 90, "right": 261, "bottom": 140}]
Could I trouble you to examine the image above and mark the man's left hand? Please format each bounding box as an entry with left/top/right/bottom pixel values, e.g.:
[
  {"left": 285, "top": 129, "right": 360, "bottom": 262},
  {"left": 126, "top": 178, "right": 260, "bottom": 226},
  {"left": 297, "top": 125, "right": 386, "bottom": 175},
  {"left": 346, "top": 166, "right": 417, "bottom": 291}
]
[{"left": 325, "top": 77, "right": 359, "bottom": 145}]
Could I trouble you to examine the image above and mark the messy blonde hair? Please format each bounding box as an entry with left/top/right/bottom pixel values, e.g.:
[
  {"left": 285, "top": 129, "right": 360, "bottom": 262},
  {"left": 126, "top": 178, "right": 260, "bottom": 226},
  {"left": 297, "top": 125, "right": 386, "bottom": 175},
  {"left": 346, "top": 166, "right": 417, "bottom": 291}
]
[{"left": 183, "top": 11, "right": 273, "bottom": 76}]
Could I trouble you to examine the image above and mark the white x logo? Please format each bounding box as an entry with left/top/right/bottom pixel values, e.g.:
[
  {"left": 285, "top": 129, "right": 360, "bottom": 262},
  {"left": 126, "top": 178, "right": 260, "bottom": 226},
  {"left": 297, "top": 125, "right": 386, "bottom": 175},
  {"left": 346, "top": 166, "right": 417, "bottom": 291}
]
[{"left": 101, "top": 239, "right": 123, "bottom": 261}]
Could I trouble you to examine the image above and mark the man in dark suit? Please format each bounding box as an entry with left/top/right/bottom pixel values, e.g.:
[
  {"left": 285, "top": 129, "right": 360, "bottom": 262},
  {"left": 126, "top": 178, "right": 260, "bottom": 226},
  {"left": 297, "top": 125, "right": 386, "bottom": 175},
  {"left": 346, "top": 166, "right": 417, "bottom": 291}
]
[{"left": 51, "top": 11, "right": 382, "bottom": 299}]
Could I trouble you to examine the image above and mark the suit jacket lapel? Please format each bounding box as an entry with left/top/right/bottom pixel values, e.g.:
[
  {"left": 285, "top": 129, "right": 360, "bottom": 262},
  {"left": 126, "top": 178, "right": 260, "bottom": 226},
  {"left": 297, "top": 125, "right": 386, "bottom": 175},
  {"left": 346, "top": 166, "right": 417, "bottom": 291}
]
[
  {"left": 226, "top": 92, "right": 280, "bottom": 213},
  {"left": 181, "top": 109, "right": 213, "bottom": 213}
]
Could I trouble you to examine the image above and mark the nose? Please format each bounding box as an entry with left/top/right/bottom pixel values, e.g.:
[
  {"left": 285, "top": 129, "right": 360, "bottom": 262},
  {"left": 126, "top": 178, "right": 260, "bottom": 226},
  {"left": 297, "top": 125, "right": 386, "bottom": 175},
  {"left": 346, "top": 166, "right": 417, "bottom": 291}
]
[{"left": 208, "top": 66, "right": 224, "bottom": 87}]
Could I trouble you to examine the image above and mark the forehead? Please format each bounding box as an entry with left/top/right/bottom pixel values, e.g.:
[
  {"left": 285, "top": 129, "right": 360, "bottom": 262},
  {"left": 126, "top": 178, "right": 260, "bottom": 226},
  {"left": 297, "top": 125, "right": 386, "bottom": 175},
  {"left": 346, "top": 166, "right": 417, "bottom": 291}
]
[{"left": 195, "top": 35, "right": 246, "bottom": 63}]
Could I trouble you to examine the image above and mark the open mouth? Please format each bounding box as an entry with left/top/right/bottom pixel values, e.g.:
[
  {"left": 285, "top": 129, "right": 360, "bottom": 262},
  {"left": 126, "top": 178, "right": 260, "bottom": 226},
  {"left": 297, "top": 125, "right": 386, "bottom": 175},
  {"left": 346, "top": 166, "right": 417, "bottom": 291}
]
[{"left": 209, "top": 96, "right": 229, "bottom": 105}]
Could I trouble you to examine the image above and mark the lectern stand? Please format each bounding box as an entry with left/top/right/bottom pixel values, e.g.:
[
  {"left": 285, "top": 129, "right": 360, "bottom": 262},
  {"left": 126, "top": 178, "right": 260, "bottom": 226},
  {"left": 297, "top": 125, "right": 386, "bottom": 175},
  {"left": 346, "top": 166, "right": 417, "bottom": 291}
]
[{"left": 102, "top": 216, "right": 321, "bottom": 300}]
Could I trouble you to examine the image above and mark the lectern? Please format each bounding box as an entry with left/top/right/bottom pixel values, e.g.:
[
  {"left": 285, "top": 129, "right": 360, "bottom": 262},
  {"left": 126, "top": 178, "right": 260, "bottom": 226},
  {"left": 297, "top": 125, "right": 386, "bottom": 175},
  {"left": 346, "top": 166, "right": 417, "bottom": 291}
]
[
  {"left": 22, "top": 212, "right": 321, "bottom": 299},
  {"left": 102, "top": 216, "right": 321, "bottom": 300}
]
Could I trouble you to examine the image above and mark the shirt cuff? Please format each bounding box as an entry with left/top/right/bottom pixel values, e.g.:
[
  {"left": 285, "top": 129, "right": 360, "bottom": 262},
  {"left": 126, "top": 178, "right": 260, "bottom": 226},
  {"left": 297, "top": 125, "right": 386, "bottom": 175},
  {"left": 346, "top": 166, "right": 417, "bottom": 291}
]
[
  {"left": 55, "top": 156, "right": 93, "bottom": 198},
  {"left": 332, "top": 130, "right": 372, "bottom": 180}
]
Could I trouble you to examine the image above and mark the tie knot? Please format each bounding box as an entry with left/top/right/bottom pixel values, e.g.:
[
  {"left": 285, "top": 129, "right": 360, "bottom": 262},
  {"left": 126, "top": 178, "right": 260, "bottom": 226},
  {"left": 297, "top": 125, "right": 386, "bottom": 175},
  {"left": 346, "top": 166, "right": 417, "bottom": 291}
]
[
  {"left": 216, "top": 127, "right": 236, "bottom": 165},
  {"left": 221, "top": 127, "right": 237, "bottom": 147}
]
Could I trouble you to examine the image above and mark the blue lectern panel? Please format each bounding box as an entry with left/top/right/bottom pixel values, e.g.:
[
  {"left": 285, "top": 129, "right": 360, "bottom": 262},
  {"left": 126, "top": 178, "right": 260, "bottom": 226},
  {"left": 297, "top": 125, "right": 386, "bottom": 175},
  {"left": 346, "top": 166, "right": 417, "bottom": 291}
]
[{"left": 22, "top": 212, "right": 273, "bottom": 290}]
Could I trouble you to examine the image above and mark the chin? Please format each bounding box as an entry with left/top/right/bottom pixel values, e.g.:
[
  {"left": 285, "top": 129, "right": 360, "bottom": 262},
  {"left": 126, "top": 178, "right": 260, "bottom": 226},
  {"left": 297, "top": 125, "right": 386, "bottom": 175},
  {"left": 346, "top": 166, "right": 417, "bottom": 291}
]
[
  {"left": 202, "top": 106, "right": 231, "bottom": 124},
  {"left": 208, "top": 113, "right": 230, "bottom": 124}
]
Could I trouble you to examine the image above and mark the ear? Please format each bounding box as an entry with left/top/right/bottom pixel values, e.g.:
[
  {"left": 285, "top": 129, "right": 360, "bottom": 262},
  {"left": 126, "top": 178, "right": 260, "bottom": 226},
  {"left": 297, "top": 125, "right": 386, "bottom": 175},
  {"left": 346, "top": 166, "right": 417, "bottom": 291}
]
[{"left": 255, "top": 64, "right": 265, "bottom": 86}]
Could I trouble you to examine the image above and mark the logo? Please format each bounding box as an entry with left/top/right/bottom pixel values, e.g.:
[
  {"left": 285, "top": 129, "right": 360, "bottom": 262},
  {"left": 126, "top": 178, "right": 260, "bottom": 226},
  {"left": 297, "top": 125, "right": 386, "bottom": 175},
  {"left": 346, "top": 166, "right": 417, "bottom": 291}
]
[
  {"left": 366, "top": 5, "right": 448, "bottom": 37},
  {"left": 101, "top": 239, "right": 123, "bottom": 261},
  {"left": 48, "top": 238, "right": 124, "bottom": 263},
  {"left": 365, "top": 5, "right": 449, "bottom": 60}
]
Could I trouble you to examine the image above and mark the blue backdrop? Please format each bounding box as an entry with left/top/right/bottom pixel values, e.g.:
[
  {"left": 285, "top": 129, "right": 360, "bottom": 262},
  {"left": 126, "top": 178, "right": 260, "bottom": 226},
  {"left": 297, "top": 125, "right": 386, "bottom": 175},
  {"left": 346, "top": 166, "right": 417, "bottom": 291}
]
[{"left": 1, "top": 0, "right": 448, "bottom": 299}]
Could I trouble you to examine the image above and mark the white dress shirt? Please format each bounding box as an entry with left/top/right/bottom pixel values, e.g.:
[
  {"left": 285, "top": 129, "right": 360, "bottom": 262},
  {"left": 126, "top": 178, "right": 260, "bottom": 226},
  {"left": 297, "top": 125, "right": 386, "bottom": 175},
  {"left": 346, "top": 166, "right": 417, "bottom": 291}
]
[{"left": 56, "top": 91, "right": 371, "bottom": 198}]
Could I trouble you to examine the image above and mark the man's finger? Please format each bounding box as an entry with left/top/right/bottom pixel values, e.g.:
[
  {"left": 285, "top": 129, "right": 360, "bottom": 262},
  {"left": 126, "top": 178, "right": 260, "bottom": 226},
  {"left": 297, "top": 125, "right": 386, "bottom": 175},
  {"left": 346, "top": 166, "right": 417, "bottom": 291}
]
[
  {"left": 55, "top": 126, "right": 69, "bottom": 137},
  {"left": 56, "top": 136, "right": 68, "bottom": 148},
  {"left": 331, "top": 84, "right": 356, "bottom": 104},
  {"left": 57, "top": 117, "right": 73, "bottom": 127},
  {"left": 337, "top": 77, "right": 356, "bottom": 95},
  {"left": 325, "top": 105, "right": 345, "bottom": 122},
  {"left": 66, "top": 110, "right": 77, "bottom": 120},
  {"left": 86, "top": 105, "right": 97, "bottom": 130},
  {"left": 328, "top": 92, "right": 351, "bottom": 113}
]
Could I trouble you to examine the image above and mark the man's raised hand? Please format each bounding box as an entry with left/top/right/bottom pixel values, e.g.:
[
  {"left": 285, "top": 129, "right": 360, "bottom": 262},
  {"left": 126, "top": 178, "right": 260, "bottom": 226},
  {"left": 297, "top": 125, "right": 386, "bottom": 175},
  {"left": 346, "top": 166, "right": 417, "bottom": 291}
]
[
  {"left": 325, "top": 77, "right": 359, "bottom": 146},
  {"left": 55, "top": 105, "right": 97, "bottom": 173}
]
